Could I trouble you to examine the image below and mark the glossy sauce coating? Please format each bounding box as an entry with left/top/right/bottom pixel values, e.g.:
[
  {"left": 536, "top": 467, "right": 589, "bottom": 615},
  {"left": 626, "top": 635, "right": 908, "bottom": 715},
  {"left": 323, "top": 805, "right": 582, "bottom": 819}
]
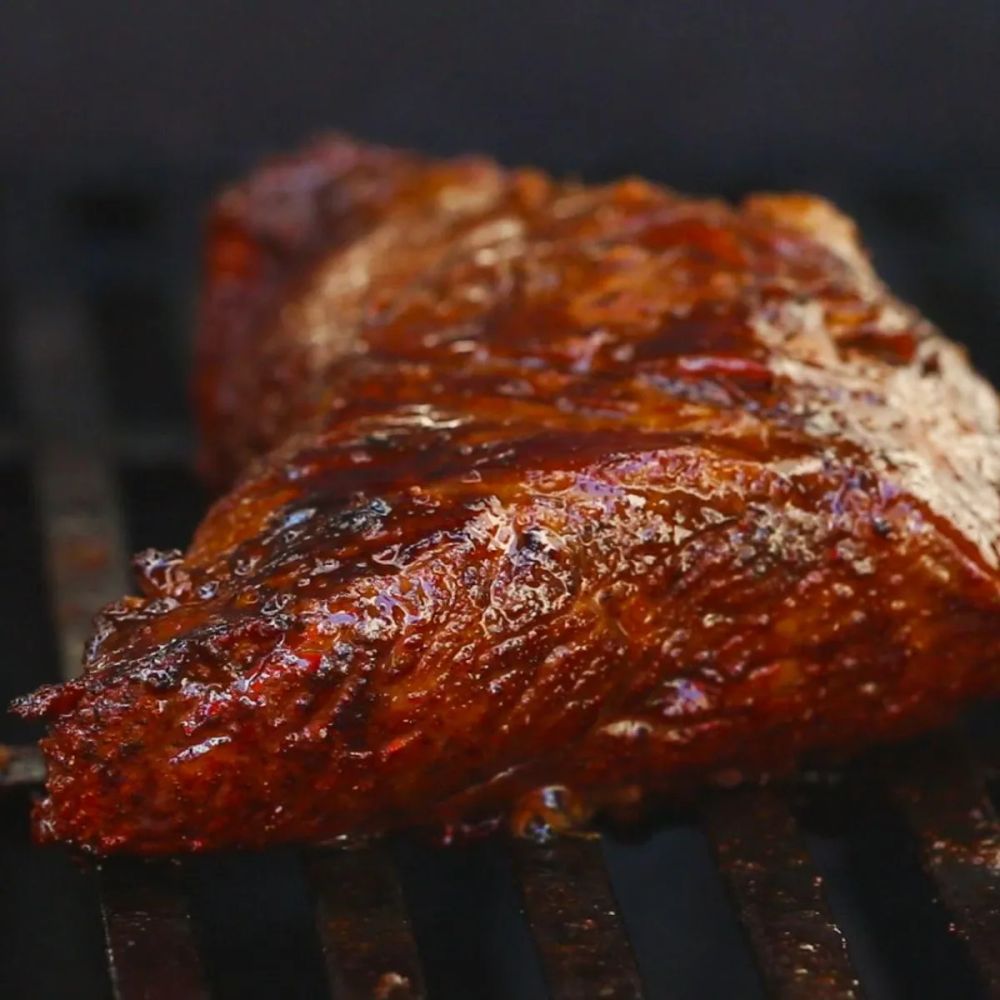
[{"left": 14, "top": 136, "right": 1000, "bottom": 854}]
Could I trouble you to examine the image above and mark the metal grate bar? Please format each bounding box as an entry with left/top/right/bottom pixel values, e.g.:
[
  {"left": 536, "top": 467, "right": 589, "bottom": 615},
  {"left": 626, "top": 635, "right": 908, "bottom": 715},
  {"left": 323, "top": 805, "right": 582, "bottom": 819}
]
[
  {"left": 888, "top": 735, "right": 1000, "bottom": 996},
  {"left": 512, "top": 834, "right": 645, "bottom": 1000},
  {"left": 13, "top": 295, "right": 132, "bottom": 676},
  {"left": 0, "top": 426, "right": 193, "bottom": 465},
  {"left": 99, "top": 861, "right": 210, "bottom": 1000},
  {"left": 0, "top": 742, "right": 46, "bottom": 790},
  {"left": 11, "top": 285, "right": 210, "bottom": 1000},
  {"left": 306, "top": 843, "right": 427, "bottom": 1000},
  {"left": 703, "top": 788, "right": 862, "bottom": 1000}
]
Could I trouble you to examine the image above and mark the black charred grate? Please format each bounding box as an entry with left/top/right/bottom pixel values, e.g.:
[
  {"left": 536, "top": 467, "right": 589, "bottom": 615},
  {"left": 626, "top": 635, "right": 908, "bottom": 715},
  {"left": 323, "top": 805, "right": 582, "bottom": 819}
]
[{"left": 0, "top": 177, "right": 999, "bottom": 1000}]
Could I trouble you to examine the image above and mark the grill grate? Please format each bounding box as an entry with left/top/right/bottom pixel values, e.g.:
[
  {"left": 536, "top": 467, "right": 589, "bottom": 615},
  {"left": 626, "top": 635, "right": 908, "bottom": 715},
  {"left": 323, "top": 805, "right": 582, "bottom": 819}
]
[
  {"left": 703, "top": 789, "right": 860, "bottom": 999},
  {"left": 98, "top": 860, "right": 209, "bottom": 1000},
  {"left": 0, "top": 176, "right": 999, "bottom": 999},
  {"left": 511, "top": 834, "right": 643, "bottom": 999},
  {"left": 889, "top": 736, "right": 1000, "bottom": 993},
  {"left": 307, "top": 842, "right": 427, "bottom": 998}
]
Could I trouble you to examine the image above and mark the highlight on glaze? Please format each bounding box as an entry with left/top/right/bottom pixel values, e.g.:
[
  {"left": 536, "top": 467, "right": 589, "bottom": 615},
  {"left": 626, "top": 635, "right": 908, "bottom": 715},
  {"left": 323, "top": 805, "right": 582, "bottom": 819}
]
[{"left": 13, "top": 135, "right": 1000, "bottom": 854}]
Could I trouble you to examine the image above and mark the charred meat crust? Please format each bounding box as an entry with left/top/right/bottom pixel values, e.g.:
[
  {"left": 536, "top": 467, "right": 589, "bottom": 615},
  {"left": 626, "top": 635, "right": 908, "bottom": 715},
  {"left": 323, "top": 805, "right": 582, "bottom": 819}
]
[{"left": 13, "top": 136, "right": 1000, "bottom": 854}]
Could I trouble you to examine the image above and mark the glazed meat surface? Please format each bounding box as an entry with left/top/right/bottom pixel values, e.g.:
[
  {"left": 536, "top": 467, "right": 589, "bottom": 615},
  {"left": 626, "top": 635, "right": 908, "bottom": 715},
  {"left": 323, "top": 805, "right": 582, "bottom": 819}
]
[{"left": 15, "top": 136, "right": 1000, "bottom": 854}]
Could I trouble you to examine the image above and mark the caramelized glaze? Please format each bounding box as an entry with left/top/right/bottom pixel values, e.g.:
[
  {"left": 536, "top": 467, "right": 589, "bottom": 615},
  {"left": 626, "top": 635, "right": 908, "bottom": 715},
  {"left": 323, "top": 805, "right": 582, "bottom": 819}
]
[{"left": 14, "top": 136, "right": 1000, "bottom": 853}]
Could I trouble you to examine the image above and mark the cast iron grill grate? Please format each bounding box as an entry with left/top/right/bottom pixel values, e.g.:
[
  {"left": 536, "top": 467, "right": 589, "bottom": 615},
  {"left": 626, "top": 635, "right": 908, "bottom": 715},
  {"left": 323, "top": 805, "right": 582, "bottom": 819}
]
[{"left": 0, "top": 173, "right": 998, "bottom": 1000}]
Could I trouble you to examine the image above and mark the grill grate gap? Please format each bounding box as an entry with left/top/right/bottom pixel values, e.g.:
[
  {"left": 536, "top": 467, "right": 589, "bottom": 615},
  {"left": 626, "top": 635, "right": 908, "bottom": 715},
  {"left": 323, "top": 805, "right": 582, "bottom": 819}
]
[
  {"left": 796, "top": 769, "right": 991, "bottom": 1000},
  {"left": 802, "top": 824, "right": 896, "bottom": 1000},
  {"left": 0, "top": 801, "right": 111, "bottom": 1000},
  {"left": 394, "top": 835, "right": 549, "bottom": 1000},
  {"left": 186, "top": 851, "right": 330, "bottom": 1000},
  {"left": 602, "top": 820, "right": 765, "bottom": 1000}
]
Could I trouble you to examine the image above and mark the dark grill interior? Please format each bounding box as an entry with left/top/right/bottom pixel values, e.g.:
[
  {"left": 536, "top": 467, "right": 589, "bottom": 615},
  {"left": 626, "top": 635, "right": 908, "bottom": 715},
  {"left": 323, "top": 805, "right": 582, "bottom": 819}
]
[{"left": 0, "top": 172, "right": 998, "bottom": 1000}]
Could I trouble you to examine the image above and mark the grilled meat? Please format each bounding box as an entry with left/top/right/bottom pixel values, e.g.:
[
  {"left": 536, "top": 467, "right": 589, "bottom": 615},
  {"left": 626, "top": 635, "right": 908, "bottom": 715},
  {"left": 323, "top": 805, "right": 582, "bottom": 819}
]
[{"left": 14, "top": 136, "right": 1000, "bottom": 854}]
